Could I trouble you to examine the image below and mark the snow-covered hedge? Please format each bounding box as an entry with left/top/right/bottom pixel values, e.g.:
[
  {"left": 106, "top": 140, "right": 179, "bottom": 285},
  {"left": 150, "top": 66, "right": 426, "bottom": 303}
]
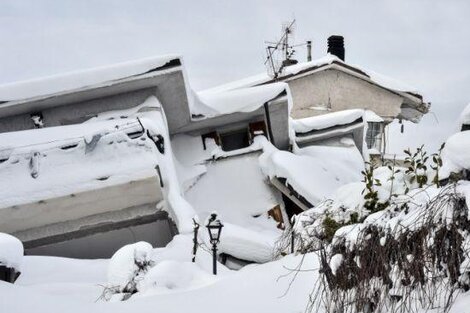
[{"left": 309, "top": 183, "right": 470, "bottom": 313}]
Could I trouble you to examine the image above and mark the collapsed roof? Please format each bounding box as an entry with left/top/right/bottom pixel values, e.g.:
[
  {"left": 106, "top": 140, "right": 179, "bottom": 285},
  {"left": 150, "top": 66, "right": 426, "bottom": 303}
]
[
  {"left": 0, "top": 55, "right": 184, "bottom": 120},
  {"left": 0, "top": 55, "right": 181, "bottom": 103}
]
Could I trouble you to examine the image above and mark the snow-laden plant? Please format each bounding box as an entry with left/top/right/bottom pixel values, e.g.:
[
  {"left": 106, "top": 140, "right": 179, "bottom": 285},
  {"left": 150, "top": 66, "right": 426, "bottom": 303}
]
[
  {"left": 431, "top": 143, "right": 445, "bottom": 186},
  {"left": 100, "top": 242, "right": 155, "bottom": 301},
  {"left": 404, "top": 145, "right": 429, "bottom": 188},
  {"left": 404, "top": 144, "right": 444, "bottom": 189},
  {"left": 361, "top": 162, "right": 389, "bottom": 213}
]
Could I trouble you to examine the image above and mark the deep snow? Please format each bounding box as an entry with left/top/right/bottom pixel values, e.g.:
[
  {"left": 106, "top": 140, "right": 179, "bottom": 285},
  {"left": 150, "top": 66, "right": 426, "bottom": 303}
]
[{"left": 2, "top": 234, "right": 318, "bottom": 313}]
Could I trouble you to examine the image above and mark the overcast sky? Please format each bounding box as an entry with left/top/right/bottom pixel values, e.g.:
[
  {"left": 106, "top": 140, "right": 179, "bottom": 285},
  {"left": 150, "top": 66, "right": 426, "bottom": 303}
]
[{"left": 1, "top": 0, "right": 469, "bottom": 153}]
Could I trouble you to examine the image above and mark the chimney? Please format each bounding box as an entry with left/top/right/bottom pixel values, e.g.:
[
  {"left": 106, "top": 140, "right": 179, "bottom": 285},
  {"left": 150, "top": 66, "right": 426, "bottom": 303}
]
[
  {"left": 327, "top": 35, "right": 345, "bottom": 61},
  {"left": 306, "top": 40, "right": 312, "bottom": 62}
]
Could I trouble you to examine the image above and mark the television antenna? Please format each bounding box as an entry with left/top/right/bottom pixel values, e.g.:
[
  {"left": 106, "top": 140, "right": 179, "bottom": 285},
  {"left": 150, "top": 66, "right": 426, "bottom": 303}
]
[{"left": 264, "top": 19, "right": 304, "bottom": 79}]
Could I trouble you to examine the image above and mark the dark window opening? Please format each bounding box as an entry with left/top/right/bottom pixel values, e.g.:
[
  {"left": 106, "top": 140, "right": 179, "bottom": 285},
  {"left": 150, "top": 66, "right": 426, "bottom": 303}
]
[
  {"left": 201, "top": 131, "right": 220, "bottom": 150},
  {"left": 220, "top": 129, "right": 250, "bottom": 152},
  {"left": 281, "top": 194, "right": 304, "bottom": 222},
  {"left": 462, "top": 124, "right": 470, "bottom": 131},
  {"left": 249, "top": 121, "right": 267, "bottom": 139}
]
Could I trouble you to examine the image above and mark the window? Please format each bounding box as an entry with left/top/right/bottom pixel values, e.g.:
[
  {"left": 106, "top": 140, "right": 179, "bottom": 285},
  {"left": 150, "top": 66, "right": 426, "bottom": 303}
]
[
  {"left": 249, "top": 121, "right": 267, "bottom": 138},
  {"left": 201, "top": 131, "right": 219, "bottom": 150},
  {"left": 366, "top": 122, "right": 383, "bottom": 151},
  {"left": 220, "top": 128, "right": 250, "bottom": 152}
]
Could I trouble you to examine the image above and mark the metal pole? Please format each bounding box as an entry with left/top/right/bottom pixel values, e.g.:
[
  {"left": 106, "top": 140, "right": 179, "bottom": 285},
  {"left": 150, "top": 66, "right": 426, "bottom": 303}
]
[
  {"left": 192, "top": 219, "right": 199, "bottom": 263},
  {"left": 291, "top": 232, "right": 295, "bottom": 254},
  {"left": 212, "top": 244, "right": 217, "bottom": 275}
]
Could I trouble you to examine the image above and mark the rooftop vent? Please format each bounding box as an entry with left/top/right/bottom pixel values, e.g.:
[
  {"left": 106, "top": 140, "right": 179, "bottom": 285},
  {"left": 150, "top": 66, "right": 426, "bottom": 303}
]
[{"left": 327, "top": 35, "right": 345, "bottom": 61}]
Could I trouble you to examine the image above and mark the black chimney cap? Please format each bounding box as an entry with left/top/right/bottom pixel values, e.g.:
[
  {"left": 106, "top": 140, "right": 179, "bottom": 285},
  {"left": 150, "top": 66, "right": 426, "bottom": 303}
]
[{"left": 327, "top": 35, "right": 345, "bottom": 61}]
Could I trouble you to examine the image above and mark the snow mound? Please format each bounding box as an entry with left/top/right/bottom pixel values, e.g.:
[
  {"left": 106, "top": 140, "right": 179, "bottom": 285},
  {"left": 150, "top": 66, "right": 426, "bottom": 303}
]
[
  {"left": 440, "top": 131, "right": 470, "bottom": 178},
  {"left": 107, "top": 241, "right": 154, "bottom": 291},
  {"left": 137, "top": 260, "right": 216, "bottom": 294},
  {"left": 218, "top": 223, "right": 278, "bottom": 263},
  {"left": 0, "top": 233, "right": 24, "bottom": 270}
]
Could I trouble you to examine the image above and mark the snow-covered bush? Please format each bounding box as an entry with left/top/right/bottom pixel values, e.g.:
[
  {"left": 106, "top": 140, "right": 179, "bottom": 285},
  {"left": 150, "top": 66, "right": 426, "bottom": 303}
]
[
  {"left": 0, "top": 233, "right": 24, "bottom": 271},
  {"left": 103, "top": 241, "right": 155, "bottom": 301},
  {"left": 361, "top": 162, "right": 390, "bottom": 214},
  {"left": 403, "top": 144, "right": 444, "bottom": 188},
  {"left": 440, "top": 131, "right": 470, "bottom": 182}
]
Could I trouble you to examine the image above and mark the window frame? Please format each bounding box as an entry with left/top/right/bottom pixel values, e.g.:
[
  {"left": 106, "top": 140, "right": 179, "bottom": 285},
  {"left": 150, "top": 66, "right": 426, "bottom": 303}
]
[{"left": 366, "top": 121, "right": 383, "bottom": 151}]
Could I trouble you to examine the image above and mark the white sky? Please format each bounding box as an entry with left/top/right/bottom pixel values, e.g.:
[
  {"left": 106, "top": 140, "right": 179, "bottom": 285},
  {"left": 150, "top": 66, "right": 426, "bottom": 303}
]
[{"left": 1, "top": 0, "right": 469, "bottom": 153}]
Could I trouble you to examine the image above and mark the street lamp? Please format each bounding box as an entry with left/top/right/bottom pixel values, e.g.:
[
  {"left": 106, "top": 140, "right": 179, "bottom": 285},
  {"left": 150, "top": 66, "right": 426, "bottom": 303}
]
[{"left": 206, "top": 213, "right": 223, "bottom": 275}]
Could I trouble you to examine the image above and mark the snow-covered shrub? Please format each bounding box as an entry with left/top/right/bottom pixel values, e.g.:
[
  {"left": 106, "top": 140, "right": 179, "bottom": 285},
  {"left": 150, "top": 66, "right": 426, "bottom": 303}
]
[
  {"left": 309, "top": 184, "right": 470, "bottom": 313},
  {"left": 404, "top": 144, "right": 444, "bottom": 189},
  {"left": 361, "top": 162, "right": 389, "bottom": 214},
  {"left": 0, "top": 233, "right": 24, "bottom": 271},
  {"left": 103, "top": 241, "right": 155, "bottom": 301}
]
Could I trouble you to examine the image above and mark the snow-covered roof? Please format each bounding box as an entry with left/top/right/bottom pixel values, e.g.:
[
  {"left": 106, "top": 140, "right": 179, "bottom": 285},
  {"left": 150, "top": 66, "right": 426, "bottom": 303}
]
[
  {"left": 200, "top": 55, "right": 337, "bottom": 96},
  {"left": 193, "top": 82, "right": 288, "bottom": 118},
  {"left": 0, "top": 55, "right": 180, "bottom": 103},
  {"left": 200, "top": 54, "right": 423, "bottom": 100},
  {"left": 291, "top": 109, "right": 364, "bottom": 134},
  {"left": 0, "top": 96, "right": 198, "bottom": 235},
  {"left": 0, "top": 117, "right": 154, "bottom": 209},
  {"left": 259, "top": 137, "right": 364, "bottom": 206}
]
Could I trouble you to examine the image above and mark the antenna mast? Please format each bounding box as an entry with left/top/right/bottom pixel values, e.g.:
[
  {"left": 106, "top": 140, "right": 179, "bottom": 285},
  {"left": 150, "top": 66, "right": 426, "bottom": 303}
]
[{"left": 264, "top": 19, "right": 299, "bottom": 79}]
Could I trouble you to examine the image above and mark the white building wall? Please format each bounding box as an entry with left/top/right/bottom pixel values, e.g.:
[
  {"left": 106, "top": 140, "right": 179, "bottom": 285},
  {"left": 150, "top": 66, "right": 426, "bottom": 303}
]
[{"left": 287, "top": 69, "right": 403, "bottom": 121}]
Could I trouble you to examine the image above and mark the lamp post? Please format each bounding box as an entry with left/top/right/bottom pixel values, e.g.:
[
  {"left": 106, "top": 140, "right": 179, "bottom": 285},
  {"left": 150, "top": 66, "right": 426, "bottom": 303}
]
[{"left": 206, "top": 213, "right": 223, "bottom": 275}]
